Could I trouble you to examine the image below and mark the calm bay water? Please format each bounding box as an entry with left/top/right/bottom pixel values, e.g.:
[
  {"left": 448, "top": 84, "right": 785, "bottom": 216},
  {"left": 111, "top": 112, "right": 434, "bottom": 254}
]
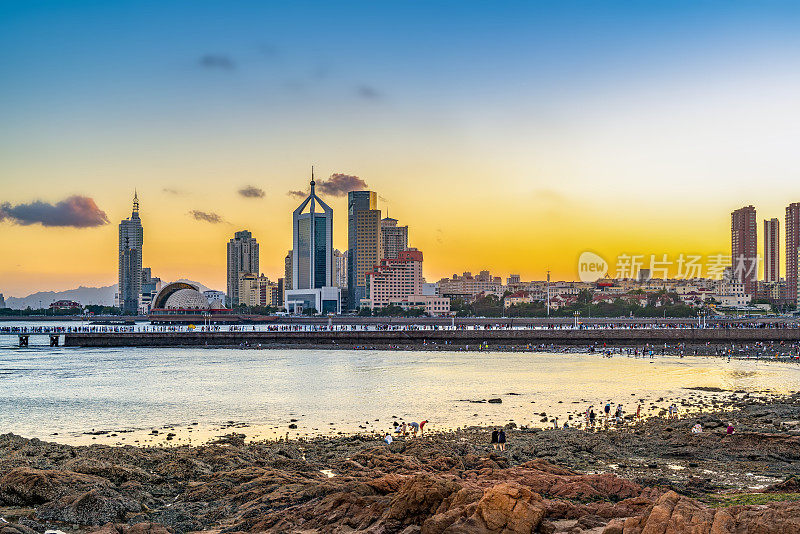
[{"left": 0, "top": 321, "right": 798, "bottom": 445}]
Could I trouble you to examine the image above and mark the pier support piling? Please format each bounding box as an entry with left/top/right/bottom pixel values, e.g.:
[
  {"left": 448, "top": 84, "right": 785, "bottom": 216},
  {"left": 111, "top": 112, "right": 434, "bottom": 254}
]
[
  {"left": 50, "top": 335, "right": 59, "bottom": 347},
  {"left": 18, "top": 335, "right": 29, "bottom": 347}
]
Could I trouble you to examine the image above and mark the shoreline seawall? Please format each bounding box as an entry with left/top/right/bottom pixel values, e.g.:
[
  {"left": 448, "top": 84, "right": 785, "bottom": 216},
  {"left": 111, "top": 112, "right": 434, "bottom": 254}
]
[{"left": 64, "top": 327, "right": 800, "bottom": 348}]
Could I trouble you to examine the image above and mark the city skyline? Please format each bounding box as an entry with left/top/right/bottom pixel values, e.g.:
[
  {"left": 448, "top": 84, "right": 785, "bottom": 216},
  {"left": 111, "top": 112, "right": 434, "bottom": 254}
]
[
  {"left": 4, "top": 186, "right": 800, "bottom": 298},
  {"left": 3, "top": 2, "right": 800, "bottom": 295}
]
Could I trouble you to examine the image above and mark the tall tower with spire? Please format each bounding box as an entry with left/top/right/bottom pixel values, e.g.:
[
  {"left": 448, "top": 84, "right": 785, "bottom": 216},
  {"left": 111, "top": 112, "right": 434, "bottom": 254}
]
[
  {"left": 285, "top": 168, "right": 341, "bottom": 313},
  {"left": 292, "top": 167, "right": 334, "bottom": 289},
  {"left": 119, "top": 191, "right": 144, "bottom": 314}
]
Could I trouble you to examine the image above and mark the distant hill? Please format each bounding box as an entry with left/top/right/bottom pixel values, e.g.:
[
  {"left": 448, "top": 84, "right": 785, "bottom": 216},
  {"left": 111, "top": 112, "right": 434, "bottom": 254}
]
[
  {"left": 4, "top": 279, "right": 221, "bottom": 310},
  {"left": 5, "top": 285, "right": 117, "bottom": 309}
]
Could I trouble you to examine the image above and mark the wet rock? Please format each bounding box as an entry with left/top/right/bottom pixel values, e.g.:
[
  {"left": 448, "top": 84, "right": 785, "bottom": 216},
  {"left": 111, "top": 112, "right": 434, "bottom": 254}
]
[
  {"left": 37, "top": 487, "right": 140, "bottom": 526},
  {"left": 0, "top": 523, "right": 40, "bottom": 534},
  {"left": 487, "top": 399, "right": 502, "bottom": 404},
  {"left": 91, "top": 522, "right": 172, "bottom": 534},
  {"left": 0, "top": 468, "right": 110, "bottom": 506}
]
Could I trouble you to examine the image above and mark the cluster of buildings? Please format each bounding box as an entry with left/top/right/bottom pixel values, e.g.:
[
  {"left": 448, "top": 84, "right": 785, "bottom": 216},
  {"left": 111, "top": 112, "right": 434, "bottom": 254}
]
[
  {"left": 493, "top": 275, "right": 754, "bottom": 312},
  {"left": 277, "top": 173, "right": 450, "bottom": 315},
  {"left": 117, "top": 173, "right": 451, "bottom": 316},
  {"left": 729, "top": 203, "right": 800, "bottom": 307},
  {"left": 113, "top": 185, "right": 800, "bottom": 317}
]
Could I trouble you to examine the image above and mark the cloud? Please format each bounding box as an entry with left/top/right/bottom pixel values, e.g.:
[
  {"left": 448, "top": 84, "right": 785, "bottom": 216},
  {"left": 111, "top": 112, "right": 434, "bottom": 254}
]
[
  {"left": 286, "top": 173, "right": 368, "bottom": 199},
  {"left": 0, "top": 196, "right": 109, "bottom": 228},
  {"left": 162, "top": 187, "right": 185, "bottom": 195},
  {"left": 356, "top": 85, "right": 381, "bottom": 100},
  {"left": 199, "top": 54, "right": 235, "bottom": 70},
  {"left": 238, "top": 185, "right": 265, "bottom": 198},
  {"left": 317, "top": 173, "right": 368, "bottom": 196},
  {"left": 188, "top": 210, "right": 225, "bottom": 224}
]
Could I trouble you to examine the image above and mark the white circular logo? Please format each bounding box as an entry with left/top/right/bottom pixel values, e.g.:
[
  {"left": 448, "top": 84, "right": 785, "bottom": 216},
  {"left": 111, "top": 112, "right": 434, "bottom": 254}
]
[{"left": 578, "top": 251, "right": 608, "bottom": 282}]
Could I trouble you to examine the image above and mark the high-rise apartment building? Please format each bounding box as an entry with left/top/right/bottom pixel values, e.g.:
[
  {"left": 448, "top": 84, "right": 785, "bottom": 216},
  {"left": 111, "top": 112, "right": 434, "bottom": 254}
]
[
  {"left": 227, "top": 230, "right": 259, "bottom": 307},
  {"left": 347, "top": 191, "right": 381, "bottom": 309},
  {"left": 731, "top": 205, "right": 757, "bottom": 296},
  {"left": 118, "top": 192, "right": 143, "bottom": 314},
  {"left": 366, "top": 249, "right": 450, "bottom": 316},
  {"left": 380, "top": 217, "right": 408, "bottom": 259},
  {"left": 333, "top": 249, "right": 348, "bottom": 288},
  {"left": 786, "top": 203, "right": 800, "bottom": 303},
  {"left": 764, "top": 218, "right": 780, "bottom": 283},
  {"left": 285, "top": 171, "right": 341, "bottom": 314},
  {"left": 284, "top": 251, "right": 293, "bottom": 291}
]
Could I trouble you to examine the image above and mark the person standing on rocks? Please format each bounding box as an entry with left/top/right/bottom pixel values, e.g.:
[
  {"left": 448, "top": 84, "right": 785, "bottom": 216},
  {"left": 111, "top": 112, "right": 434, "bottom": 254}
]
[
  {"left": 491, "top": 428, "right": 499, "bottom": 449},
  {"left": 604, "top": 402, "right": 611, "bottom": 421},
  {"left": 409, "top": 421, "right": 420, "bottom": 437},
  {"left": 497, "top": 428, "right": 507, "bottom": 451},
  {"left": 420, "top": 420, "right": 428, "bottom": 435}
]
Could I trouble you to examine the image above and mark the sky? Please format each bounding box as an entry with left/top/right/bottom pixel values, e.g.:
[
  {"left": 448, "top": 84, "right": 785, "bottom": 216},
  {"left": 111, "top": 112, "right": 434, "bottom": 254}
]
[{"left": 2, "top": 1, "right": 800, "bottom": 296}]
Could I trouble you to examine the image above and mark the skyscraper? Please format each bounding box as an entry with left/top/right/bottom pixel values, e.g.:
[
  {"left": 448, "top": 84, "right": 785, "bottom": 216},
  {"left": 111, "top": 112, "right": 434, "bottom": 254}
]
[
  {"left": 347, "top": 191, "right": 381, "bottom": 309},
  {"left": 763, "top": 218, "right": 780, "bottom": 283},
  {"left": 227, "top": 230, "right": 259, "bottom": 307},
  {"left": 292, "top": 171, "right": 333, "bottom": 289},
  {"left": 381, "top": 217, "right": 408, "bottom": 259},
  {"left": 786, "top": 203, "right": 800, "bottom": 303},
  {"left": 731, "top": 205, "right": 757, "bottom": 296},
  {"left": 118, "top": 192, "right": 143, "bottom": 314},
  {"left": 285, "top": 170, "right": 340, "bottom": 314}
]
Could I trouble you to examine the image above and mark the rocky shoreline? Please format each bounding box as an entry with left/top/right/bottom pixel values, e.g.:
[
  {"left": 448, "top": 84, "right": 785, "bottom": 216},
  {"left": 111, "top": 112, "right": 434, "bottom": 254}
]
[{"left": 0, "top": 393, "right": 799, "bottom": 533}]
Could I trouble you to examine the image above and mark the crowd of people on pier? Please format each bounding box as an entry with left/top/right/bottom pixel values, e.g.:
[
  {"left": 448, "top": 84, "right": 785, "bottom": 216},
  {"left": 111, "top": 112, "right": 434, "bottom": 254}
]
[{"left": 3, "top": 319, "right": 800, "bottom": 336}]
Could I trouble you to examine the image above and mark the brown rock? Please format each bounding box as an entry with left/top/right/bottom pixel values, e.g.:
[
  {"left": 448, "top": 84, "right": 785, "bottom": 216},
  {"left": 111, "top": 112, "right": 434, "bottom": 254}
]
[
  {"left": 37, "top": 487, "right": 141, "bottom": 526},
  {"left": 602, "top": 518, "right": 624, "bottom": 534},
  {"left": 387, "top": 475, "right": 463, "bottom": 523},
  {"left": 0, "top": 468, "right": 110, "bottom": 506},
  {"left": 472, "top": 483, "right": 545, "bottom": 533},
  {"left": 91, "top": 522, "right": 172, "bottom": 534}
]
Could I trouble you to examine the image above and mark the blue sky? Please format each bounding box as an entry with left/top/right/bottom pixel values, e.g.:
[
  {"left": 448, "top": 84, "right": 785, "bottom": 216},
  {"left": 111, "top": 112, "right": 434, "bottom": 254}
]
[{"left": 2, "top": 1, "right": 800, "bottom": 294}]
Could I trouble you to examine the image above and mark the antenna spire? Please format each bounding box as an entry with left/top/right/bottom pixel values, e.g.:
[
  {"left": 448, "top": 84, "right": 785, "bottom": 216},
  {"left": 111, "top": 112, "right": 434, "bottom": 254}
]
[
  {"left": 133, "top": 190, "right": 139, "bottom": 214},
  {"left": 310, "top": 165, "right": 315, "bottom": 190}
]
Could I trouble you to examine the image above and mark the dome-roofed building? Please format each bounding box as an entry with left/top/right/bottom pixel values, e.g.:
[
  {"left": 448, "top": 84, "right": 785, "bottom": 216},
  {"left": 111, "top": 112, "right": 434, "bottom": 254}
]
[
  {"left": 149, "top": 282, "right": 240, "bottom": 324},
  {"left": 164, "top": 288, "right": 209, "bottom": 310},
  {"left": 151, "top": 282, "right": 206, "bottom": 310}
]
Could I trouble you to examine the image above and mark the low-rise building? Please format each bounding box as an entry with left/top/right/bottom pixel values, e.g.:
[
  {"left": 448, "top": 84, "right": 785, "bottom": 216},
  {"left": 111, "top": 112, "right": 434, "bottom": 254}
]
[
  {"left": 503, "top": 290, "right": 534, "bottom": 308},
  {"left": 438, "top": 270, "right": 503, "bottom": 300},
  {"left": 203, "top": 290, "right": 226, "bottom": 306},
  {"left": 389, "top": 295, "right": 450, "bottom": 316},
  {"left": 50, "top": 300, "right": 81, "bottom": 311}
]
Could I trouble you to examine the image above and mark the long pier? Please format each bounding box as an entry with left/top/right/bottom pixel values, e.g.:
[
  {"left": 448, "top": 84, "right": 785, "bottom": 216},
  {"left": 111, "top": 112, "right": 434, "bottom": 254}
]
[{"left": 61, "top": 327, "right": 800, "bottom": 348}]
